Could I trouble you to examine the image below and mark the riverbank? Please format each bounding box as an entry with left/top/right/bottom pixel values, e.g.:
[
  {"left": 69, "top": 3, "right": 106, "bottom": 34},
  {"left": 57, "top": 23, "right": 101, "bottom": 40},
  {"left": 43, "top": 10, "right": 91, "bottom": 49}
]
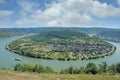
[{"left": 0, "top": 69, "right": 120, "bottom": 80}]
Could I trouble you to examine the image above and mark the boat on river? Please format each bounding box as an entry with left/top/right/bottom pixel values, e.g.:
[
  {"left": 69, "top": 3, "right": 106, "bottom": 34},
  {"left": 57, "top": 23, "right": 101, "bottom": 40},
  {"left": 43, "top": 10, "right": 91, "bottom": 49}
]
[{"left": 12, "top": 58, "right": 22, "bottom": 61}]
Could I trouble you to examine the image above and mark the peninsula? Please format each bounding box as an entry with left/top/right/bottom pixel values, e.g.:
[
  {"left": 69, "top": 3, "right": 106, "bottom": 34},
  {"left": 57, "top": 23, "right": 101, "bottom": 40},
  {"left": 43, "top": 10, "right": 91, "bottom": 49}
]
[{"left": 6, "top": 30, "right": 116, "bottom": 60}]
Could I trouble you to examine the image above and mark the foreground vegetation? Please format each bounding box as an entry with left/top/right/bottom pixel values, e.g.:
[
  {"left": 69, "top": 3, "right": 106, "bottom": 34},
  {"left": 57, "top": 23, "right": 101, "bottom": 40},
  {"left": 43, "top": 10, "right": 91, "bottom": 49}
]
[
  {"left": 1, "top": 69, "right": 120, "bottom": 80},
  {"left": 7, "top": 30, "right": 116, "bottom": 60},
  {"left": 1, "top": 62, "right": 120, "bottom": 80},
  {"left": 14, "top": 62, "right": 120, "bottom": 75}
]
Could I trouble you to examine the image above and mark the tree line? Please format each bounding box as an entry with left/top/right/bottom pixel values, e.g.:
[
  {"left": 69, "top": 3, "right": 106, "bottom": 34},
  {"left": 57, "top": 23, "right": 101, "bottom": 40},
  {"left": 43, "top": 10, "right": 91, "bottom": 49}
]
[
  {"left": 14, "top": 62, "right": 120, "bottom": 75},
  {"left": 60, "top": 62, "right": 120, "bottom": 75},
  {"left": 14, "top": 64, "right": 54, "bottom": 73}
]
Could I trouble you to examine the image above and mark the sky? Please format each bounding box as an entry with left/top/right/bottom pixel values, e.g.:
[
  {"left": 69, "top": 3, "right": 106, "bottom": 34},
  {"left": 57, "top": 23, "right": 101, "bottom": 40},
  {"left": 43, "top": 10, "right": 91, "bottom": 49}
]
[{"left": 0, "top": 0, "right": 120, "bottom": 28}]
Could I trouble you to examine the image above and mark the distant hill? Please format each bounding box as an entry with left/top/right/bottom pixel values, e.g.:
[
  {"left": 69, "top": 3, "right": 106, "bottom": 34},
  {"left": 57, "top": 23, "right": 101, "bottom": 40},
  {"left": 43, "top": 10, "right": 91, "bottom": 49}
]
[
  {"left": 94, "top": 30, "right": 120, "bottom": 43},
  {"left": 7, "top": 30, "right": 116, "bottom": 60},
  {"left": 0, "top": 29, "right": 25, "bottom": 39},
  {"left": 0, "top": 27, "right": 119, "bottom": 35}
]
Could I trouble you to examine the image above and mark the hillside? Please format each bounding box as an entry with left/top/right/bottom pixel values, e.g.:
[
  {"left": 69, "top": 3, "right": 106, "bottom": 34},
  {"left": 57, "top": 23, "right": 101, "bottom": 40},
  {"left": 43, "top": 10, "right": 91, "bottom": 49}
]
[
  {"left": 94, "top": 30, "right": 120, "bottom": 43},
  {"left": 0, "top": 31, "right": 24, "bottom": 39},
  {"left": 0, "top": 27, "right": 119, "bottom": 39},
  {"left": 7, "top": 30, "right": 116, "bottom": 60},
  {"left": 0, "top": 69, "right": 120, "bottom": 80}
]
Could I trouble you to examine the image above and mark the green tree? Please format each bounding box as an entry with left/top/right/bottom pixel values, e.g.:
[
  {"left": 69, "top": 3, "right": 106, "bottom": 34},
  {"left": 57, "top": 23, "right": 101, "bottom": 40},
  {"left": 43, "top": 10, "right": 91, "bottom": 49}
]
[
  {"left": 68, "top": 66, "right": 74, "bottom": 74},
  {"left": 36, "top": 65, "right": 44, "bottom": 73},
  {"left": 14, "top": 64, "right": 22, "bottom": 71},
  {"left": 44, "top": 66, "right": 54, "bottom": 73},
  {"left": 108, "top": 64, "right": 116, "bottom": 75},
  {"left": 73, "top": 68, "right": 81, "bottom": 74},
  {"left": 33, "top": 64, "right": 40, "bottom": 72},
  {"left": 79, "top": 67, "right": 85, "bottom": 74},
  {"left": 116, "top": 63, "right": 120, "bottom": 73},
  {"left": 22, "top": 64, "right": 35, "bottom": 72},
  {"left": 60, "top": 69, "right": 69, "bottom": 74},
  {"left": 85, "top": 62, "right": 98, "bottom": 74},
  {"left": 99, "top": 62, "right": 107, "bottom": 73}
]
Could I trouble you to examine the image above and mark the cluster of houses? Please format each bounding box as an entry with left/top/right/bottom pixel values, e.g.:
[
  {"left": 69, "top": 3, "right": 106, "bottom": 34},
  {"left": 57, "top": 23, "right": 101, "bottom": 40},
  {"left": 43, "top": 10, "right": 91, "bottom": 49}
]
[
  {"left": 95, "top": 36, "right": 120, "bottom": 43},
  {"left": 39, "top": 43, "right": 113, "bottom": 55}
]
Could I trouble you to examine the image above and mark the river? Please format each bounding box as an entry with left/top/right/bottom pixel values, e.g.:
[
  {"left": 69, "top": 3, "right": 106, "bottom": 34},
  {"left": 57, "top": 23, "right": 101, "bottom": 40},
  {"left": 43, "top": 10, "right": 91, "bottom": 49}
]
[{"left": 0, "top": 35, "right": 120, "bottom": 72}]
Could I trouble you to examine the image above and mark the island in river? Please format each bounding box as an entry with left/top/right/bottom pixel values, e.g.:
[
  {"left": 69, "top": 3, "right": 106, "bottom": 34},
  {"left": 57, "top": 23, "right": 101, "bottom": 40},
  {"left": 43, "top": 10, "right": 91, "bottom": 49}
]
[{"left": 6, "top": 30, "right": 116, "bottom": 61}]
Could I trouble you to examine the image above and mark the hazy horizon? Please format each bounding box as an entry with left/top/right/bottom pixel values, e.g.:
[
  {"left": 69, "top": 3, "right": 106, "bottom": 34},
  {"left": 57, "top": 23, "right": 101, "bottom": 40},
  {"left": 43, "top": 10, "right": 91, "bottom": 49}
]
[{"left": 0, "top": 27, "right": 120, "bottom": 29}]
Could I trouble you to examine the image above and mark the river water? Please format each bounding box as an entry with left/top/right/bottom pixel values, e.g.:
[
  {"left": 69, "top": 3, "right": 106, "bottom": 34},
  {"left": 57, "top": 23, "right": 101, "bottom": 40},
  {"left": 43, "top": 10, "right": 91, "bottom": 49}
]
[{"left": 0, "top": 35, "right": 120, "bottom": 71}]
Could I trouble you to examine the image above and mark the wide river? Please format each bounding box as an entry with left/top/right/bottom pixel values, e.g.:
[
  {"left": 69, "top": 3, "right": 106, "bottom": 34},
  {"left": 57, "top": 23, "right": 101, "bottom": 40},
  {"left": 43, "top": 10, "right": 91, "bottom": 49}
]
[{"left": 0, "top": 35, "right": 120, "bottom": 72}]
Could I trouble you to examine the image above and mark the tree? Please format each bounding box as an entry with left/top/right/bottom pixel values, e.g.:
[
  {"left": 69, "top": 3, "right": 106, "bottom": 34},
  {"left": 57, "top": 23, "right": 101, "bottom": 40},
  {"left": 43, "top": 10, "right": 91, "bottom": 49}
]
[
  {"left": 68, "top": 66, "right": 74, "bottom": 74},
  {"left": 85, "top": 62, "right": 98, "bottom": 74},
  {"left": 33, "top": 64, "right": 40, "bottom": 72},
  {"left": 44, "top": 66, "right": 54, "bottom": 73},
  {"left": 14, "top": 64, "right": 22, "bottom": 71},
  {"left": 22, "top": 64, "right": 35, "bottom": 72},
  {"left": 79, "top": 67, "right": 85, "bottom": 74},
  {"left": 116, "top": 63, "right": 120, "bottom": 73},
  {"left": 108, "top": 64, "right": 116, "bottom": 75},
  {"left": 36, "top": 65, "right": 44, "bottom": 73},
  {"left": 99, "top": 62, "right": 107, "bottom": 73}
]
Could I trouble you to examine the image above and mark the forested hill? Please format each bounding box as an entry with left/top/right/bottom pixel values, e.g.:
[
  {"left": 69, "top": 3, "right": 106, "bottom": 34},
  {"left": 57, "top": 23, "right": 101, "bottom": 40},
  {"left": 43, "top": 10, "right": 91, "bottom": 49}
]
[
  {"left": 0, "top": 27, "right": 120, "bottom": 39},
  {"left": 7, "top": 30, "right": 116, "bottom": 60},
  {"left": 0, "top": 29, "right": 25, "bottom": 38},
  {"left": 31, "top": 30, "right": 92, "bottom": 41},
  {"left": 94, "top": 30, "right": 120, "bottom": 43}
]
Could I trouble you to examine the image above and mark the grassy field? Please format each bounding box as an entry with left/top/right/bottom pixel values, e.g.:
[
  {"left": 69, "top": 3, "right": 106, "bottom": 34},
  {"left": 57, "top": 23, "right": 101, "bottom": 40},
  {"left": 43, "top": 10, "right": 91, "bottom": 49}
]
[{"left": 0, "top": 69, "right": 120, "bottom": 80}]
